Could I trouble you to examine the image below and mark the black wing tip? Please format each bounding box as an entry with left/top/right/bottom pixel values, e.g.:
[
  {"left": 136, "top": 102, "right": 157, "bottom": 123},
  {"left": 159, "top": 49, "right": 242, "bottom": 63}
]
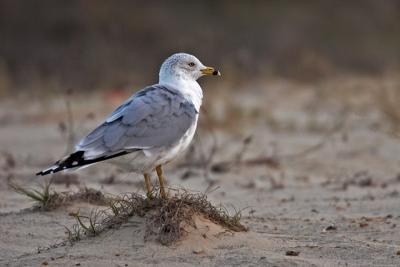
[
  {"left": 36, "top": 151, "right": 85, "bottom": 176},
  {"left": 36, "top": 167, "right": 60, "bottom": 176},
  {"left": 35, "top": 150, "right": 131, "bottom": 177},
  {"left": 36, "top": 170, "right": 51, "bottom": 176}
]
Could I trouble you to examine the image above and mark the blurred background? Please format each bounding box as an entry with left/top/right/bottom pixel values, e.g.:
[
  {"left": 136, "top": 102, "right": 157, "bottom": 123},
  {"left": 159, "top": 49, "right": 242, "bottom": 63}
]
[
  {"left": 0, "top": 0, "right": 399, "bottom": 96},
  {"left": 2, "top": 0, "right": 400, "bottom": 174},
  {"left": 0, "top": 0, "right": 400, "bottom": 176}
]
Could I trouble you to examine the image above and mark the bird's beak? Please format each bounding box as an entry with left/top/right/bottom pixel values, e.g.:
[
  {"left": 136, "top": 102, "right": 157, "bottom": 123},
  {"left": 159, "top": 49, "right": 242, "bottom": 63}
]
[{"left": 201, "top": 66, "right": 221, "bottom": 76}]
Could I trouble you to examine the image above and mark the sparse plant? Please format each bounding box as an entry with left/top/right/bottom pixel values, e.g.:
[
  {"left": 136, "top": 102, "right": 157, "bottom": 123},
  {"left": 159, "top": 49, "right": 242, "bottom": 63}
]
[
  {"left": 64, "top": 223, "right": 82, "bottom": 243},
  {"left": 9, "top": 181, "right": 108, "bottom": 211},
  {"left": 9, "top": 180, "right": 55, "bottom": 210},
  {"left": 69, "top": 209, "right": 103, "bottom": 236}
]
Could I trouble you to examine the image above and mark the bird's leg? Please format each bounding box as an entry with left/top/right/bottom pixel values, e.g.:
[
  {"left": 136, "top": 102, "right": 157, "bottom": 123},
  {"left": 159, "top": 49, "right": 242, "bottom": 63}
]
[
  {"left": 143, "top": 173, "right": 153, "bottom": 199},
  {"left": 155, "top": 165, "right": 168, "bottom": 199}
]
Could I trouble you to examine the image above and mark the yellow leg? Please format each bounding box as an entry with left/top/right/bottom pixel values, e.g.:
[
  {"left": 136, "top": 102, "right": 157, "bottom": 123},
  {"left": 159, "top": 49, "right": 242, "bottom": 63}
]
[
  {"left": 155, "top": 165, "right": 167, "bottom": 199},
  {"left": 143, "top": 173, "right": 153, "bottom": 199}
]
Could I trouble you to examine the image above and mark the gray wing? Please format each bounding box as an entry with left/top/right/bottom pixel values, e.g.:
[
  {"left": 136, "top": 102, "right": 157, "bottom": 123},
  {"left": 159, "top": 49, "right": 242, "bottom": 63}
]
[{"left": 76, "top": 84, "right": 198, "bottom": 159}]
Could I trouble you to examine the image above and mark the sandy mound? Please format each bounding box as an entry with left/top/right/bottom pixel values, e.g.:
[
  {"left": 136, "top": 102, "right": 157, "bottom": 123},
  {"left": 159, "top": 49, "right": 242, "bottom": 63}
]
[{"left": 60, "top": 190, "right": 247, "bottom": 247}]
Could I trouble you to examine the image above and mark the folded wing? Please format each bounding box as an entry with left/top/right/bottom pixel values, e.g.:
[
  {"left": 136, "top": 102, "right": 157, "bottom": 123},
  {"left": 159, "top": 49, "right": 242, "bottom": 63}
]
[{"left": 76, "top": 84, "right": 198, "bottom": 160}]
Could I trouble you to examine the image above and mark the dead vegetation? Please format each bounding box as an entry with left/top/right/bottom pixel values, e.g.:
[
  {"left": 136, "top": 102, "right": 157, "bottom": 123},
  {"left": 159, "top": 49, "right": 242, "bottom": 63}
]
[
  {"left": 0, "top": 151, "right": 16, "bottom": 171},
  {"left": 376, "top": 82, "right": 400, "bottom": 137},
  {"left": 9, "top": 180, "right": 53, "bottom": 210},
  {"left": 9, "top": 180, "right": 246, "bottom": 246},
  {"left": 9, "top": 181, "right": 107, "bottom": 211},
  {"left": 66, "top": 189, "right": 247, "bottom": 246},
  {"left": 59, "top": 88, "right": 76, "bottom": 154},
  {"left": 179, "top": 115, "right": 346, "bottom": 180}
]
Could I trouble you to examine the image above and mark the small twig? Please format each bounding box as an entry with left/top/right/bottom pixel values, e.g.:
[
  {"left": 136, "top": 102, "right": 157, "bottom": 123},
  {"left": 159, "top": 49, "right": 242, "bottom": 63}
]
[
  {"left": 280, "top": 117, "right": 345, "bottom": 160},
  {"left": 182, "top": 115, "right": 345, "bottom": 174},
  {"left": 234, "top": 135, "right": 253, "bottom": 163},
  {"left": 64, "top": 89, "right": 75, "bottom": 154}
]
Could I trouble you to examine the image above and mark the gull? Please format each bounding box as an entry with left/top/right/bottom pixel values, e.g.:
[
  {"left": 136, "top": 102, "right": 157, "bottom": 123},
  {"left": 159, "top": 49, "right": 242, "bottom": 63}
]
[{"left": 36, "top": 53, "right": 220, "bottom": 198}]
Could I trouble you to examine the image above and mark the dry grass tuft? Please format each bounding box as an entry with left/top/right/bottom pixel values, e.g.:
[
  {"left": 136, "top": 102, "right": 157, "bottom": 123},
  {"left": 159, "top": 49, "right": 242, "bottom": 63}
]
[
  {"left": 9, "top": 180, "right": 55, "bottom": 210},
  {"left": 66, "top": 189, "right": 247, "bottom": 246},
  {"left": 10, "top": 181, "right": 107, "bottom": 211}
]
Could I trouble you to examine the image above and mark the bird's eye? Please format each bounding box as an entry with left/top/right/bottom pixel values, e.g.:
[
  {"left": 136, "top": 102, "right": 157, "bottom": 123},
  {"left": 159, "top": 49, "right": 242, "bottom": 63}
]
[{"left": 188, "top": 62, "right": 195, "bottom": 67}]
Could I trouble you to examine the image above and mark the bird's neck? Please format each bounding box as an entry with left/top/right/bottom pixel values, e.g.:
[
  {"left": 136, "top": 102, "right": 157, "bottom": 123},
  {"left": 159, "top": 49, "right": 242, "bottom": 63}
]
[{"left": 159, "top": 77, "right": 203, "bottom": 112}]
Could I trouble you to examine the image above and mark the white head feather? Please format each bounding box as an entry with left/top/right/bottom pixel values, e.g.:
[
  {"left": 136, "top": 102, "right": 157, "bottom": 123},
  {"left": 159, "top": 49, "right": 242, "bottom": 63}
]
[{"left": 159, "top": 53, "right": 208, "bottom": 84}]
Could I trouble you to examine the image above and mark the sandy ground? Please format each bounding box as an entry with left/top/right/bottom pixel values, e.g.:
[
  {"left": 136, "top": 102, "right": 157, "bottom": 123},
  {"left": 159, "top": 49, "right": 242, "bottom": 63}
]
[{"left": 1, "top": 80, "right": 400, "bottom": 266}]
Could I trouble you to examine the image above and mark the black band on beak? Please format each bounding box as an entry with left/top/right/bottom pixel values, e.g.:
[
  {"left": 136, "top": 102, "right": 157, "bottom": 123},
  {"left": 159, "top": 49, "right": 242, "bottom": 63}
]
[{"left": 212, "top": 70, "right": 221, "bottom": 76}]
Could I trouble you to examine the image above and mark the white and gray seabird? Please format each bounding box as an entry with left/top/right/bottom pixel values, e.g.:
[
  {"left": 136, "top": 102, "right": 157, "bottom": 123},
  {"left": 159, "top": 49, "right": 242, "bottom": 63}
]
[{"left": 37, "top": 53, "right": 221, "bottom": 198}]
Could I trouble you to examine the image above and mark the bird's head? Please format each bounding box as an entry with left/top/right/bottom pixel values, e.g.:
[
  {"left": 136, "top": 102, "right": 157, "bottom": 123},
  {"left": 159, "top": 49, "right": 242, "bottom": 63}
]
[{"left": 159, "top": 53, "right": 221, "bottom": 84}]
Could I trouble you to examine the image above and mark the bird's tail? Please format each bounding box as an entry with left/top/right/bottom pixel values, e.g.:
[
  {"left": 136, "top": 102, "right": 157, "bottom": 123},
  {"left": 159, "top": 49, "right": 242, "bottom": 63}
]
[
  {"left": 36, "top": 151, "right": 86, "bottom": 176},
  {"left": 36, "top": 150, "right": 130, "bottom": 176}
]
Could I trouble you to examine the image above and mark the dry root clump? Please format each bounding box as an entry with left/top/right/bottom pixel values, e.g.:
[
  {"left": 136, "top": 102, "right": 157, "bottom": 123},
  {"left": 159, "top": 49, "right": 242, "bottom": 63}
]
[
  {"left": 145, "top": 190, "right": 247, "bottom": 245},
  {"left": 69, "top": 189, "right": 247, "bottom": 246}
]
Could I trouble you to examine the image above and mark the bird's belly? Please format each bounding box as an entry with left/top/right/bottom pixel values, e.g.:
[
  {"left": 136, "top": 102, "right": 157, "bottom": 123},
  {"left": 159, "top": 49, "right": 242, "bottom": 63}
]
[
  {"left": 109, "top": 121, "right": 197, "bottom": 173},
  {"left": 156, "top": 121, "right": 197, "bottom": 164}
]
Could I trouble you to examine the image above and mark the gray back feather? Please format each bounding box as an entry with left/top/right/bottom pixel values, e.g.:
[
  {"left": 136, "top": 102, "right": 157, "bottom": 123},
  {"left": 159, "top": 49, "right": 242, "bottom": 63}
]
[{"left": 76, "top": 84, "right": 198, "bottom": 159}]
